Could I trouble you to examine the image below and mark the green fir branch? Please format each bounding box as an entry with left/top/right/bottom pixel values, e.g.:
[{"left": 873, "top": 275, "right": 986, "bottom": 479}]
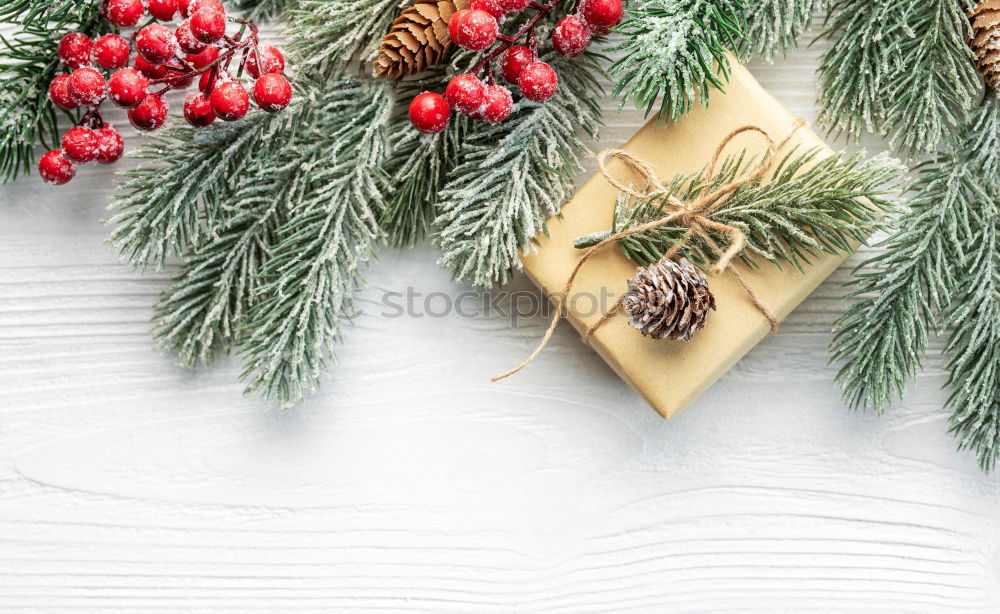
[
  {"left": 233, "top": 0, "right": 291, "bottom": 21},
  {"left": 574, "top": 148, "right": 905, "bottom": 271},
  {"left": 944, "top": 208, "right": 1000, "bottom": 472},
  {"left": 0, "top": 0, "right": 98, "bottom": 28},
  {"left": 108, "top": 107, "right": 297, "bottom": 269},
  {"left": 239, "top": 79, "right": 393, "bottom": 405},
  {"left": 830, "top": 100, "right": 1000, "bottom": 450},
  {"left": 380, "top": 68, "right": 470, "bottom": 247},
  {"left": 435, "top": 47, "right": 604, "bottom": 287},
  {"left": 818, "top": 0, "right": 980, "bottom": 157},
  {"left": 0, "top": 3, "right": 104, "bottom": 184},
  {"left": 284, "top": 0, "right": 401, "bottom": 78},
  {"left": 152, "top": 166, "right": 289, "bottom": 368},
  {"left": 608, "top": 0, "right": 746, "bottom": 122},
  {"left": 742, "top": 0, "right": 825, "bottom": 62}
]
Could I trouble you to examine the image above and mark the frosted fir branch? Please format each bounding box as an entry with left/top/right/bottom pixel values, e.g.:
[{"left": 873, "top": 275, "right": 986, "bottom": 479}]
[
  {"left": 435, "top": 48, "right": 604, "bottom": 288},
  {"left": 580, "top": 148, "right": 905, "bottom": 271},
  {"left": 380, "top": 68, "right": 470, "bottom": 247},
  {"left": 0, "top": 0, "right": 98, "bottom": 28},
  {"left": 742, "top": 0, "right": 825, "bottom": 62},
  {"left": 152, "top": 174, "right": 289, "bottom": 367},
  {"left": 284, "top": 0, "right": 402, "bottom": 78},
  {"left": 831, "top": 101, "right": 1000, "bottom": 440},
  {"left": 819, "top": 0, "right": 980, "bottom": 157},
  {"left": 945, "top": 210, "right": 1000, "bottom": 472},
  {"left": 608, "top": 0, "right": 746, "bottom": 122},
  {"left": 239, "top": 79, "right": 393, "bottom": 406},
  {"left": 233, "top": 0, "right": 291, "bottom": 21},
  {"left": 382, "top": 114, "right": 469, "bottom": 247},
  {"left": 108, "top": 106, "right": 297, "bottom": 269}
]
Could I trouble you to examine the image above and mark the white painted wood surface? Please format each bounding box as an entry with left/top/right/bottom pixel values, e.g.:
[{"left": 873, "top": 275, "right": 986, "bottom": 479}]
[{"left": 2, "top": 25, "right": 999, "bottom": 613}]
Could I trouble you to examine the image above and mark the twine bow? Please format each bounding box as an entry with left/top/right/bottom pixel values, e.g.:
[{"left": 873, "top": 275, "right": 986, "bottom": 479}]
[{"left": 492, "top": 119, "right": 807, "bottom": 382}]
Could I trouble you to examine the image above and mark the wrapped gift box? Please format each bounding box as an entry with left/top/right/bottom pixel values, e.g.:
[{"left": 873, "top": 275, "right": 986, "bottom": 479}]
[{"left": 519, "top": 62, "right": 850, "bottom": 419}]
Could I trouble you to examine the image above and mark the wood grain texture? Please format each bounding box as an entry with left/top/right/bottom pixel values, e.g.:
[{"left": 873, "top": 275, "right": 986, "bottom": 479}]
[{"left": 1, "top": 22, "right": 999, "bottom": 613}]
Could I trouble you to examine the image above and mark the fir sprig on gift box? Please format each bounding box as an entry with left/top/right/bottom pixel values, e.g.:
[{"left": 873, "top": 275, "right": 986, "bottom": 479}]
[{"left": 574, "top": 148, "right": 906, "bottom": 270}]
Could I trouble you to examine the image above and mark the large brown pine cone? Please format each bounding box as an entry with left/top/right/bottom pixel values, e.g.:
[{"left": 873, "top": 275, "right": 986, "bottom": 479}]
[
  {"left": 372, "top": 0, "right": 468, "bottom": 78},
  {"left": 970, "top": 0, "right": 1000, "bottom": 95},
  {"left": 622, "top": 258, "right": 716, "bottom": 342}
]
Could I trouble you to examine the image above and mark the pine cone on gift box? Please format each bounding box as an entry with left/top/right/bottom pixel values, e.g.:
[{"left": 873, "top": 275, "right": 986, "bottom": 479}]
[
  {"left": 373, "top": 0, "right": 468, "bottom": 78},
  {"left": 622, "top": 258, "right": 717, "bottom": 342},
  {"left": 970, "top": 0, "right": 1000, "bottom": 95}
]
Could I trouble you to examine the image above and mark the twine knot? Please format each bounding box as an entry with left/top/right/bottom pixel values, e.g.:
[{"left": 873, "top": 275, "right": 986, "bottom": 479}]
[{"left": 492, "top": 119, "right": 807, "bottom": 382}]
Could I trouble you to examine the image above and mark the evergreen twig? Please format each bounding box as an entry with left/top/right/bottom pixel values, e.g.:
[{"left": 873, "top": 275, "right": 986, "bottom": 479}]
[
  {"left": 818, "top": 0, "right": 980, "bottom": 157},
  {"left": 830, "top": 100, "right": 1000, "bottom": 471},
  {"left": 284, "top": 0, "right": 401, "bottom": 78},
  {"left": 576, "top": 148, "right": 905, "bottom": 271},
  {"left": 608, "top": 0, "right": 746, "bottom": 122},
  {"left": 435, "top": 46, "right": 605, "bottom": 287},
  {"left": 742, "top": 0, "right": 825, "bottom": 61}
]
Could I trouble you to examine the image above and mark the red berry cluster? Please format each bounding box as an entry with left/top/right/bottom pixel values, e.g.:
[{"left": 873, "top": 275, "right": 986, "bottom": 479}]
[
  {"left": 408, "top": 0, "right": 622, "bottom": 134},
  {"left": 39, "top": 0, "right": 292, "bottom": 186}
]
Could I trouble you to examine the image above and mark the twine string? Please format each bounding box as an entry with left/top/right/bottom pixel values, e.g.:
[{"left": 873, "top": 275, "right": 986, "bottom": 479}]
[{"left": 492, "top": 119, "right": 806, "bottom": 382}]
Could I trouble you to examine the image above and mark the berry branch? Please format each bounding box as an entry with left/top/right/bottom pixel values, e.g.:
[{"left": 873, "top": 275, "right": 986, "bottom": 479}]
[
  {"left": 408, "top": 0, "right": 621, "bottom": 133},
  {"left": 38, "top": 0, "right": 292, "bottom": 185}
]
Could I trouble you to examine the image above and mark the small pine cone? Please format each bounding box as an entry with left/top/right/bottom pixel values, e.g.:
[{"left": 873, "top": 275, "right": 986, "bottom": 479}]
[
  {"left": 970, "top": 0, "right": 1000, "bottom": 96},
  {"left": 373, "top": 0, "right": 468, "bottom": 78},
  {"left": 622, "top": 258, "right": 716, "bottom": 342}
]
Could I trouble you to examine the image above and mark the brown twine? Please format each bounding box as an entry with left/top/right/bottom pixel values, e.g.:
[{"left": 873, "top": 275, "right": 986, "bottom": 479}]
[{"left": 492, "top": 119, "right": 807, "bottom": 382}]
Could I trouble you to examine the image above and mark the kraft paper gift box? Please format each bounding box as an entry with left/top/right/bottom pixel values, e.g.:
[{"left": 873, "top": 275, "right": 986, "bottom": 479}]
[{"left": 519, "top": 62, "right": 850, "bottom": 419}]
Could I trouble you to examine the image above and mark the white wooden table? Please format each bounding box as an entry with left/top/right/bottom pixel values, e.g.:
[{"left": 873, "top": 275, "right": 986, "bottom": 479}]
[{"left": 2, "top": 28, "right": 999, "bottom": 613}]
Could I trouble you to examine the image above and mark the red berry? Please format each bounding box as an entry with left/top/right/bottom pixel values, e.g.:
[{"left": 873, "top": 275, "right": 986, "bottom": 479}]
[
  {"left": 498, "top": 0, "right": 530, "bottom": 11},
  {"left": 252, "top": 73, "right": 292, "bottom": 112},
  {"left": 448, "top": 9, "right": 497, "bottom": 51},
  {"left": 480, "top": 84, "right": 512, "bottom": 123},
  {"left": 58, "top": 33, "right": 93, "bottom": 70},
  {"left": 247, "top": 44, "right": 284, "bottom": 78},
  {"left": 93, "top": 34, "right": 131, "bottom": 70},
  {"left": 103, "top": 0, "right": 145, "bottom": 27},
  {"left": 38, "top": 150, "right": 76, "bottom": 185},
  {"left": 210, "top": 80, "right": 249, "bottom": 121},
  {"left": 469, "top": 0, "right": 506, "bottom": 19},
  {"left": 579, "top": 0, "right": 623, "bottom": 32},
  {"left": 134, "top": 54, "right": 168, "bottom": 79},
  {"left": 136, "top": 23, "right": 178, "bottom": 65},
  {"left": 190, "top": 7, "right": 227, "bottom": 44},
  {"left": 518, "top": 61, "right": 557, "bottom": 101},
  {"left": 175, "top": 20, "right": 208, "bottom": 53},
  {"left": 49, "top": 75, "right": 78, "bottom": 110},
  {"left": 500, "top": 45, "right": 533, "bottom": 84},
  {"left": 183, "top": 91, "right": 215, "bottom": 126},
  {"left": 186, "top": 45, "right": 219, "bottom": 68},
  {"left": 444, "top": 73, "right": 485, "bottom": 115},
  {"left": 67, "top": 67, "right": 106, "bottom": 106},
  {"left": 94, "top": 125, "right": 125, "bottom": 164},
  {"left": 61, "top": 127, "right": 100, "bottom": 163},
  {"left": 552, "top": 15, "right": 591, "bottom": 57},
  {"left": 148, "top": 0, "right": 179, "bottom": 21},
  {"left": 108, "top": 67, "right": 149, "bottom": 108},
  {"left": 409, "top": 91, "right": 450, "bottom": 134},
  {"left": 128, "top": 95, "right": 169, "bottom": 131},
  {"left": 177, "top": 0, "right": 192, "bottom": 17},
  {"left": 198, "top": 69, "right": 218, "bottom": 92}
]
